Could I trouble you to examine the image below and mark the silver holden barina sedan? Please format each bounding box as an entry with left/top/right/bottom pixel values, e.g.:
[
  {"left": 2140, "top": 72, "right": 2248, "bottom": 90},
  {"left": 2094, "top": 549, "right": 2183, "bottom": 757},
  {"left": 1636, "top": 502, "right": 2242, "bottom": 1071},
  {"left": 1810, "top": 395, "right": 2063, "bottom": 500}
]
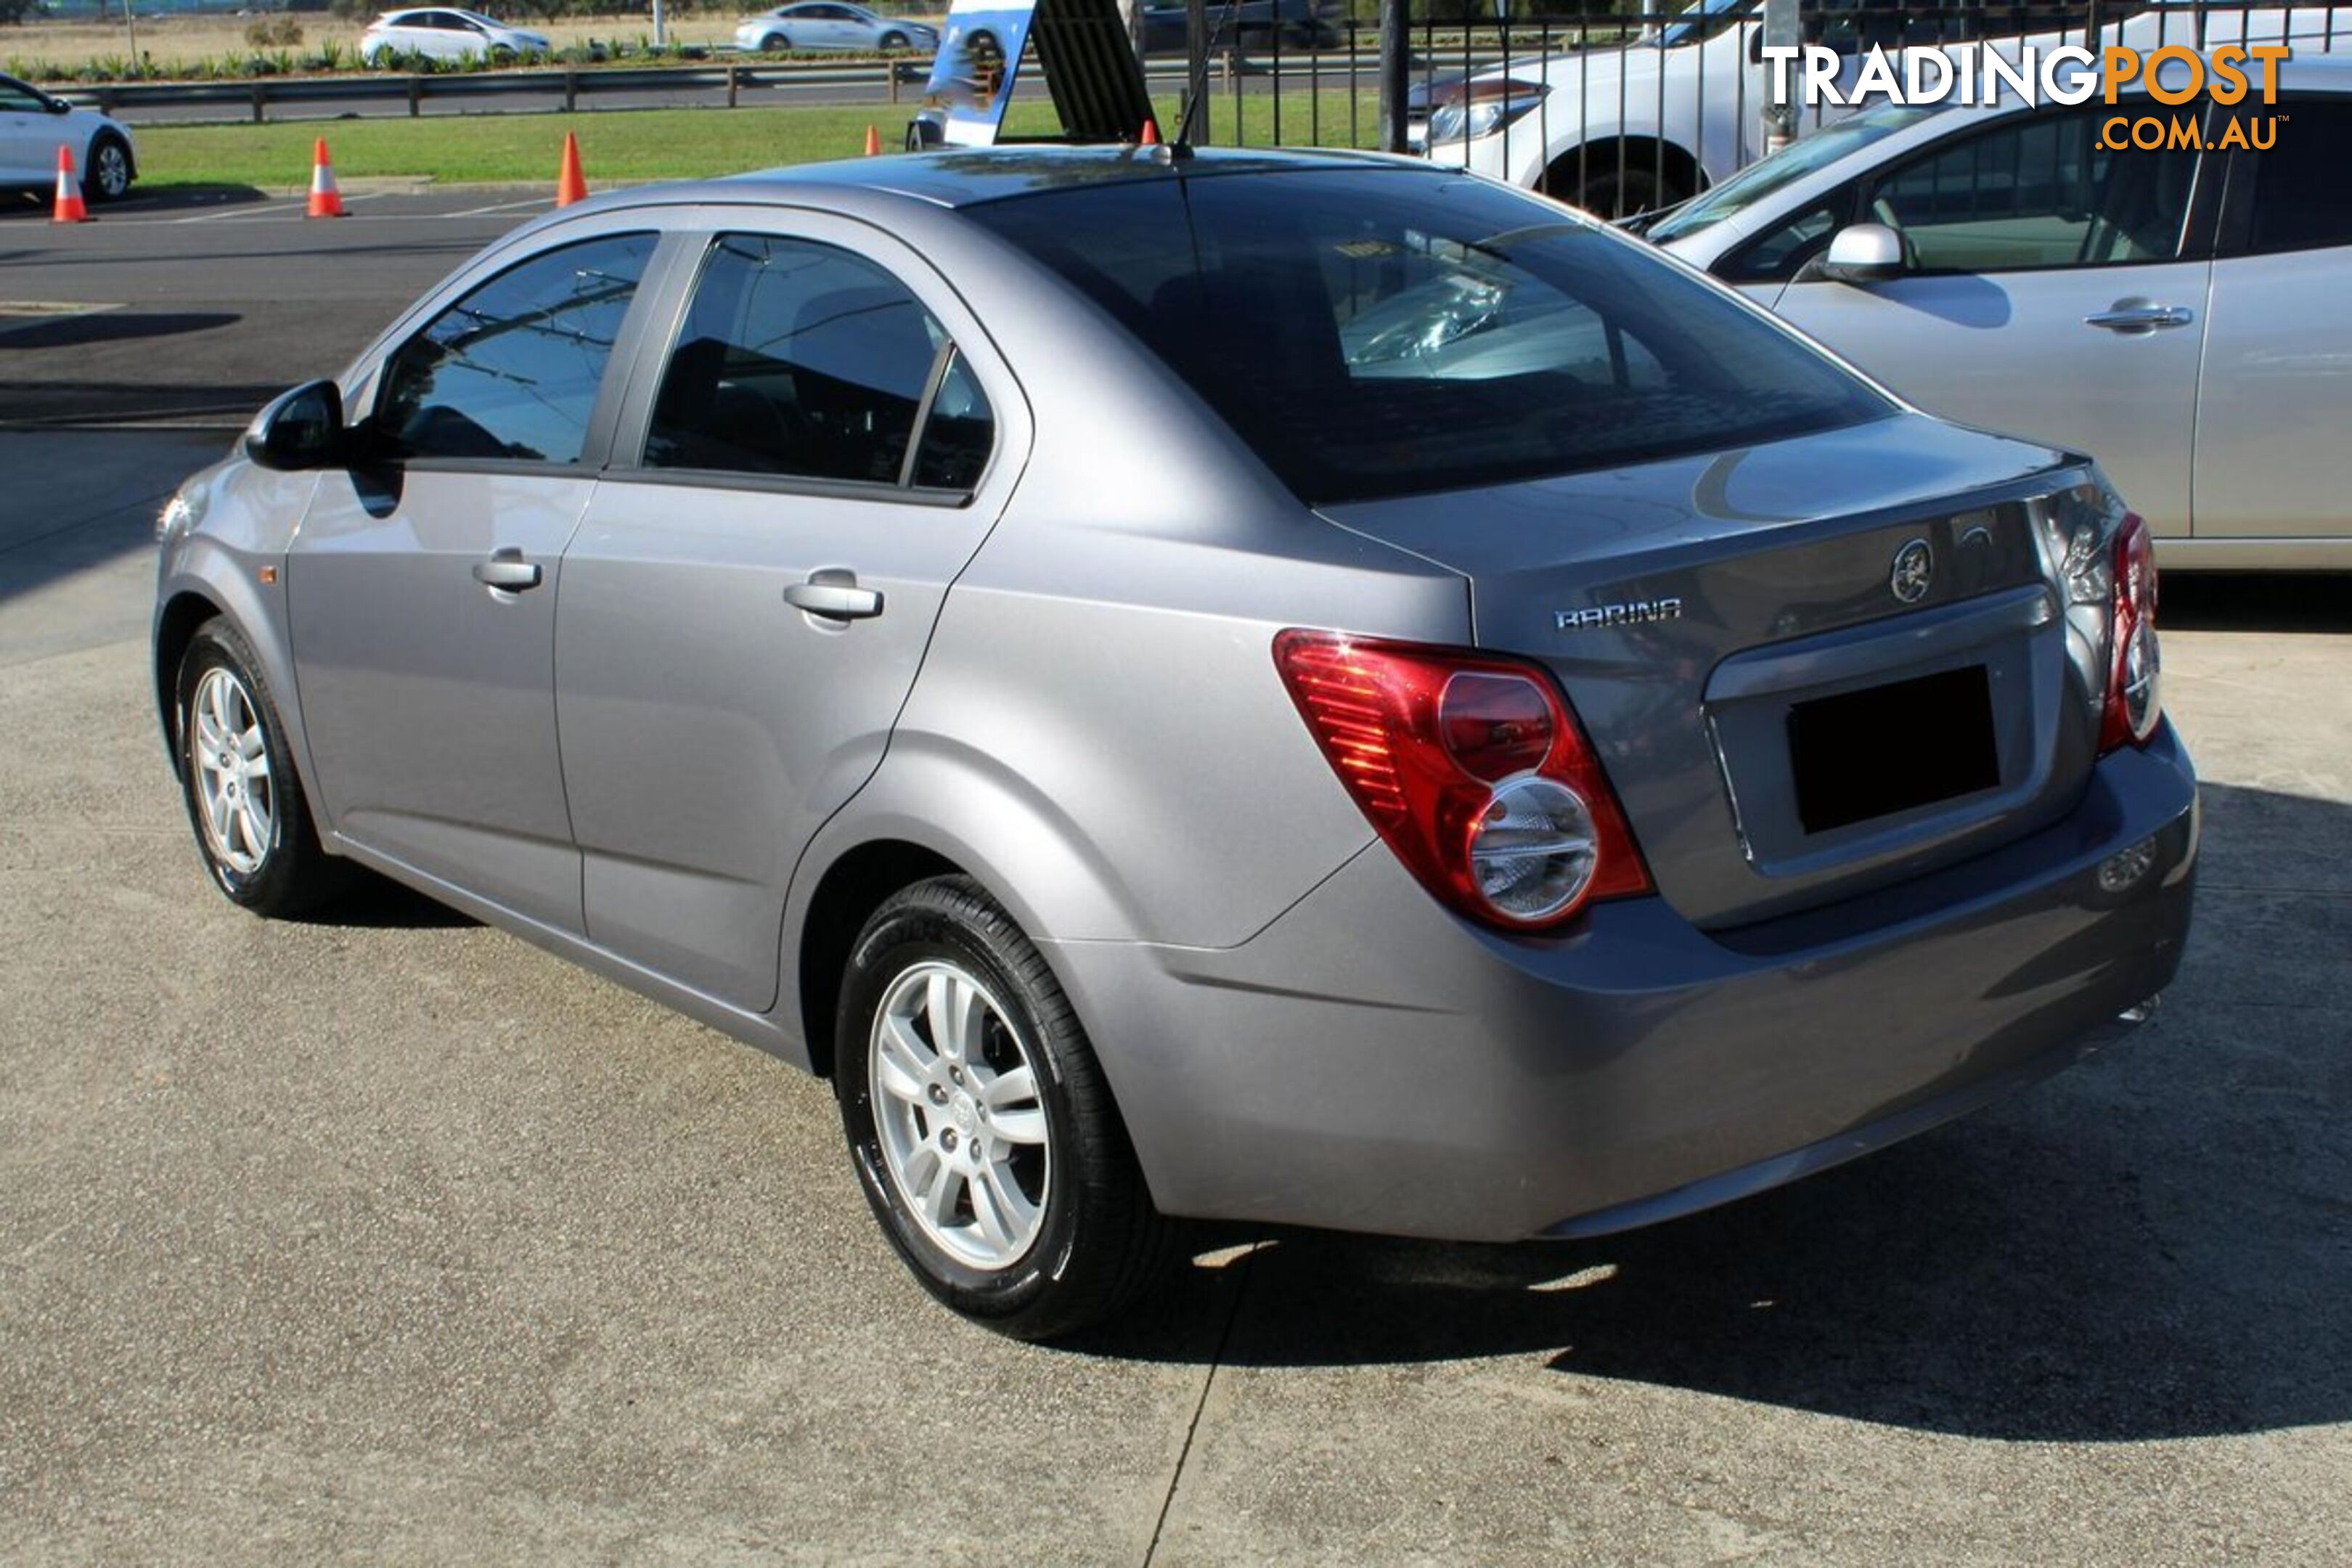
[{"left": 155, "top": 147, "right": 2197, "bottom": 1339}]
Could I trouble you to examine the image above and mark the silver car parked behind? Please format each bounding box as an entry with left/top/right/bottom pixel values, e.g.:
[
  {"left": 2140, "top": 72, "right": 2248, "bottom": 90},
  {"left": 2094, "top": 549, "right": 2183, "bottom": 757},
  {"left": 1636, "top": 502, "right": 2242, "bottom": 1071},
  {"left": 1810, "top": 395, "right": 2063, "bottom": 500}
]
[
  {"left": 155, "top": 149, "right": 2196, "bottom": 1338},
  {"left": 1654, "top": 53, "right": 2352, "bottom": 571}
]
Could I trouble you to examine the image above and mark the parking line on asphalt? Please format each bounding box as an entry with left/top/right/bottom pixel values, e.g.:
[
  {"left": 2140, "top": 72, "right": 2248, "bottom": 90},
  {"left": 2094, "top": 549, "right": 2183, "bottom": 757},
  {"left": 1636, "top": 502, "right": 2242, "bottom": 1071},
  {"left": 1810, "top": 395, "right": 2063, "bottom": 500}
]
[
  {"left": 449, "top": 196, "right": 556, "bottom": 216},
  {"left": 172, "top": 200, "right": 311, "bottom": 224}
]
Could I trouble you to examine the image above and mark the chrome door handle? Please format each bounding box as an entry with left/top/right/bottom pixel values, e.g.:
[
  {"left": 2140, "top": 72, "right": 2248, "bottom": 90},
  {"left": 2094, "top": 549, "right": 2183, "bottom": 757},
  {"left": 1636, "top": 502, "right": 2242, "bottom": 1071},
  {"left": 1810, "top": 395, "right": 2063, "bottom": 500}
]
[
  {"left": 471, "top": 547, "right": 543, "bottom": 592},
  {"left": 785, "top": 570, "right": 883, "bottom": 621},
  {"left": 2084, "top": 303, "right": 2194, "bottom": 333}
]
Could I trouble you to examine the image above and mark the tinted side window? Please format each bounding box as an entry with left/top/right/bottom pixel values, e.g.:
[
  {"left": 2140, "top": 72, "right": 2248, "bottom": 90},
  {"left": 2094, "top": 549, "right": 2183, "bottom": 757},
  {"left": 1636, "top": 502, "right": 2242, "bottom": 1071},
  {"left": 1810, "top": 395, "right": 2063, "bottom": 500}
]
[
  {"left": 646, "top": 234, "right": 990, "bottom": 489},
  {"left": 377, "top": 232, "right": 655, "bottom": 464},
  {"left": 2245, "top": 98, "right": 2352, "bottom": 255},
  {"left": 0, "top": 81, "right": 48, "bottom": 113},
  {"left": 1873, "top": 108, "right": 2195, "bottom": 271},
  {"left": 912, "top": 352, "right": 994, "bottom": 490},
  {"left": 1721, "top": 197, "right": 1847, "bottom": 284}
]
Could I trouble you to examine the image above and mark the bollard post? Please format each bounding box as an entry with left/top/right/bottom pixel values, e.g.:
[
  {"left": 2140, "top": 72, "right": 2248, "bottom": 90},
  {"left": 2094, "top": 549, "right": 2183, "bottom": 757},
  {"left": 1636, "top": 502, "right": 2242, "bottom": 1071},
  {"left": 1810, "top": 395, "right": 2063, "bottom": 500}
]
[
  {"left": 251, "top": 83, "right": 266, "bottom": 124},
  {"left": 408, "top": 75, "right": 422, "bottom": 118},
  {"left": 565, "top": 69, "right": 579, "bottom": 113},
  {"left": 728, "top": 64, "right": 740, "bottom": 108}
]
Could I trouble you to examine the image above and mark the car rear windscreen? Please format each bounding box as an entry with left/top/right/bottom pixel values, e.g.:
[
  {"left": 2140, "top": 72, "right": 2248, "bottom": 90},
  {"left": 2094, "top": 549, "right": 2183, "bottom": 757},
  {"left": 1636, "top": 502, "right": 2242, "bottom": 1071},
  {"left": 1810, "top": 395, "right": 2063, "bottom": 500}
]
[{"left": 965, "top": 166, "right": 1894, "bottom": 505}]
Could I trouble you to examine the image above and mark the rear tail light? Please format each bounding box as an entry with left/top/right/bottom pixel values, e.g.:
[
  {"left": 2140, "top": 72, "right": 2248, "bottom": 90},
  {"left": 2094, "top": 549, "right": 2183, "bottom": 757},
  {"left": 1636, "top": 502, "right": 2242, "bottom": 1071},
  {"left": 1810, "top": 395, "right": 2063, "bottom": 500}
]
[
  {"left": 1273, "top": 630, "right": 1650, "bottom": 931},
  {"left": 2099, "top": 510, "right": 2162, "bottom": 754}
]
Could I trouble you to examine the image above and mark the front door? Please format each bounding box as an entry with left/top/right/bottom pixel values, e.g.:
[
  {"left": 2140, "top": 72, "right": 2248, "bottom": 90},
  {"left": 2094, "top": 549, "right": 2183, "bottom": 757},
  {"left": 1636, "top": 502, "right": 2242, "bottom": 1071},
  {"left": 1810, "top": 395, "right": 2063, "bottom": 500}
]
[
  {"left": 555, "top": 218, "right": 1022, "bottom": 1012},
  {"left": 0, "top": 78, "right": 53, "bottom": 187},
  {"left": 1768, "top": 102, "right": 2209, "bottom": 539},
  {"left": 289, "top": 229, "right": 661, "bottom": 932}
]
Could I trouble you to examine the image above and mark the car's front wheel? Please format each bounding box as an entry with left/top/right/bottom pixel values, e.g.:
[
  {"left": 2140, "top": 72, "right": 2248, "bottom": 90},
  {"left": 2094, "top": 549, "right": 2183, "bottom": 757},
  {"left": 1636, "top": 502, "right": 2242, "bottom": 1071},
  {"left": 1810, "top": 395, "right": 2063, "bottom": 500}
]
[
  {"left": 836, "top": 876, "right": 1170, "bottom": 1340},
  {"left": 174, "top": 619, "right": 348, "bottom": 917},
  {"left": 85, "top": 134, "right": 131, "bottom": 203},
  {"left": 878, "top": 29, "right": 908, "bottom": 49}
]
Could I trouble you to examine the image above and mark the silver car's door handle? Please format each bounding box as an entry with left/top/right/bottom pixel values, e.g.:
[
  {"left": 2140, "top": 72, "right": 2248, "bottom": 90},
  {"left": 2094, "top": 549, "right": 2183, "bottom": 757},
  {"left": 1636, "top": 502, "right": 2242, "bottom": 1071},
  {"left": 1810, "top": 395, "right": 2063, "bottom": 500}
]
[
  {"left": 785, "top": 571, "right": 884, "bottom": 621},
  {"left": 2084, "top": 303, "right": 2195, "bottom": 333},
  {"left": 471, "top": 548, "right": 543, "bottom": 592}
]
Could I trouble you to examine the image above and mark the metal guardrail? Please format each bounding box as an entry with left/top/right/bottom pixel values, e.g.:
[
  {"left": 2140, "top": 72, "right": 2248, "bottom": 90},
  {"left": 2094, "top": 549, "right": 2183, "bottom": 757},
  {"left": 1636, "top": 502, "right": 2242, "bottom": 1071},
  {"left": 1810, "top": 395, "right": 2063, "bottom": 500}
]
[
  {"left": 62, "top": 49, "right": 1404, "bottom": 125},
  {"left": 74, "top": 59, "right": 938, "bottom": 123}
]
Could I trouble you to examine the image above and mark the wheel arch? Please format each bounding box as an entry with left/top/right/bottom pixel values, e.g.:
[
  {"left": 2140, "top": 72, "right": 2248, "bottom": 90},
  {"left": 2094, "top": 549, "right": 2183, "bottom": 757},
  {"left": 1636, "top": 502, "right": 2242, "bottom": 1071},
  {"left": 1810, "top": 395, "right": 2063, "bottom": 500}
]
[
  {"left": 154, "top": 588, "right": 226, "bottom": 777},
  {"left": 1539, "top": 134, "right": 1704, "bottom": 208},
  {"left": 88, "top": 125, "right": 135, "bottom": 182},
  {"left": 154, "top": 558, "right": 334, "bottom": 844},
  {"left": 793, "top": 838, "right": 964, "bottom": 1081}
]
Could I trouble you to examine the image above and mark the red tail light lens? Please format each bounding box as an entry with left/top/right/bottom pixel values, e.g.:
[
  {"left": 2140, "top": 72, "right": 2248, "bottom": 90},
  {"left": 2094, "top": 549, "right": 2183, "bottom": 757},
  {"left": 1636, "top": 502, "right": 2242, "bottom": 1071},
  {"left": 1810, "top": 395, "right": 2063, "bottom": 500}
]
[
  {"left": 1273, "top": 629, "right": 1650, "bottom": 930},
  {"left": 2099, "top": 511, "right": 2162, "bottom": 754}
]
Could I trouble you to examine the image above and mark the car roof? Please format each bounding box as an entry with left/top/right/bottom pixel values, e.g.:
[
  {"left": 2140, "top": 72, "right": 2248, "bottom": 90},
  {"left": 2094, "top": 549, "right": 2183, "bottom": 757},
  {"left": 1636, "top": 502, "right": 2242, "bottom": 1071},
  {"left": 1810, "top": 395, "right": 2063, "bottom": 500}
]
[{"left": 722, "top": 144, "right": 1427, "bottom": 208}]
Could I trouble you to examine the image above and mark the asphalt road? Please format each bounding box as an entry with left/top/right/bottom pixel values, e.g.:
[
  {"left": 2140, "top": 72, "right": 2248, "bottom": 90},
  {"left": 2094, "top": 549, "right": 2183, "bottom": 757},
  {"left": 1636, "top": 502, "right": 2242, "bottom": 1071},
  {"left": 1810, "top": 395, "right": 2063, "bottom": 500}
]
[
  {"left": 0, "top": 189, "right": 545, "bottom": 425},
  {"left": 0, "top": 425, "right": 2347, "bottom": 1563}
]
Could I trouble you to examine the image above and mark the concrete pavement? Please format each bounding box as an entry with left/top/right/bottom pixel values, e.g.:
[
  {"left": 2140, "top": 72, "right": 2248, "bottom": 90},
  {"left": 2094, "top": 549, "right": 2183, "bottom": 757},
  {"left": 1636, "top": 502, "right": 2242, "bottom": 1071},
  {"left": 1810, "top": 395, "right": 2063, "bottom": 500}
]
[{"left": 1, "top": 430, "right": 2348, "bottom": 1564}]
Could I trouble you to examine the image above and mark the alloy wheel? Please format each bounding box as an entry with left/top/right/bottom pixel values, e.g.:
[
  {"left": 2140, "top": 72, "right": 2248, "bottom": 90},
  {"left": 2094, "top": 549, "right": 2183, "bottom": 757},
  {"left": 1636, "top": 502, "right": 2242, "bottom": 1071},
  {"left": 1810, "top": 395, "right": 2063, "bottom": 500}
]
[
  {"left": 868, "top": 959, "right": 1051, "bottom": 1270},
  {"left": 189, "top": 666, "right": 277, "bottom": 877}
]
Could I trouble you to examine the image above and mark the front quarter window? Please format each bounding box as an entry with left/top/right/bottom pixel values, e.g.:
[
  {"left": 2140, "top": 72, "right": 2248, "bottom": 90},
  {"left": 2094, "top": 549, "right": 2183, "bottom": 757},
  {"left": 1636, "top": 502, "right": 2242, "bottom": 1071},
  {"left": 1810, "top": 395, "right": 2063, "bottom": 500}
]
[{"left": 375, "top": 231, "right": 656, "bottom": 465}]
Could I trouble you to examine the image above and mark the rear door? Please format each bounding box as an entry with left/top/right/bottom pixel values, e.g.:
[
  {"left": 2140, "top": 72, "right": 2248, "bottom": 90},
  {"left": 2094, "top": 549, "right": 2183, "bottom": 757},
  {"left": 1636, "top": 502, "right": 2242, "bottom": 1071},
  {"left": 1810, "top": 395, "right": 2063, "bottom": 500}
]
[
  {"left": 555, "top": 213, "right": 1027, "bottom": 1012},
  {"left": 1765, "top": 101, "right": 2212, "bottom": 539},
  {"left": 2192, "top": 92, "right": 2352, "bottom": 541},
  {"left": 289, "top": 226, "right": 663, "bottom": 932}
]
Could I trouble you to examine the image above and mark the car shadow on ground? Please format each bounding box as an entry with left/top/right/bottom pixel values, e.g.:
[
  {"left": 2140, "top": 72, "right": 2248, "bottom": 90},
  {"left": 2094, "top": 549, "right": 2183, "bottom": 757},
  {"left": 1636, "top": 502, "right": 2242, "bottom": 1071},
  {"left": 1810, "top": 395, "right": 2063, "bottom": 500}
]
[
  {"left": 0, "top": 184, "right": 270, "bottom": 221},
  {"left": 1083, "top": 774, "right": 2351, "bottom": 1445},
  {"left": 2164, "top": 571, "right": 2352, "bottom": 634}
]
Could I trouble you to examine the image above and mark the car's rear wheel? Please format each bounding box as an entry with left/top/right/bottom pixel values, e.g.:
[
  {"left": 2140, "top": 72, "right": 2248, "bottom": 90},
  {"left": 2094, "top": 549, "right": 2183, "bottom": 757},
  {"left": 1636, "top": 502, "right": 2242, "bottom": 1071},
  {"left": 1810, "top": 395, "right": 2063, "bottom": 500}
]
[
  {"left": 836, "top": 875, "right": 1170, "bottom": 1340},
  {"left": 760, "top": 31, "right": 791, "bottom": 52},
  {"left": 84, "top": 134, "right": 131, "bottom": 203},
  {"left": 175, "top": 619, "right": 348, "bottom": 918}
]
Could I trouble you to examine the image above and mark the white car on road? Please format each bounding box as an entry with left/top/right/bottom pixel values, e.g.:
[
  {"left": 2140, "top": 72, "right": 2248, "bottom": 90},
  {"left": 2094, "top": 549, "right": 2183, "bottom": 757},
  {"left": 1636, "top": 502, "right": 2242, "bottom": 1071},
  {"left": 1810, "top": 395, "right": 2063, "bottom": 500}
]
[
  {"left": 0, "top": 72, "right": 136, "bottom": 203},
  {"left": 1651, "top": 52, "right": 2352, "bottom": 570},
  {"left": 734, "top": 4, "right": 940, "bottom": 54},
  {"left": 1424, "top": 1, "right": 2352, "bottom": 216},
  {"left": 360, "top": 9, "right": 553, "bottom": 68}
]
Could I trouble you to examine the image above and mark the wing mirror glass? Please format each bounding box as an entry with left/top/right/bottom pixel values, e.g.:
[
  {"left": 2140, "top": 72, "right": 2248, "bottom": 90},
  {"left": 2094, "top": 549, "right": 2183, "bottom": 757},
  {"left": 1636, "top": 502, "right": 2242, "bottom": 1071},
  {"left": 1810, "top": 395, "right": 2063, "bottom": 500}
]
[
  {"left": 245, "top": 380, "right": 348, "bottom": 471},
  {"left": 1820, "top": 221, "right": 1906, "bottom": 285}
]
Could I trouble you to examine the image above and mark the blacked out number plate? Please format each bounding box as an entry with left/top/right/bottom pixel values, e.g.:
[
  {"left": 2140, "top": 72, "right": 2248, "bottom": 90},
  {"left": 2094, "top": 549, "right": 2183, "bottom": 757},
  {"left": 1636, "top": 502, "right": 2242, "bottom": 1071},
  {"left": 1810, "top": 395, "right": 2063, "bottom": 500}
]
[{"left": 1787, "top": 665, "right": 2001, "bottom": 836}]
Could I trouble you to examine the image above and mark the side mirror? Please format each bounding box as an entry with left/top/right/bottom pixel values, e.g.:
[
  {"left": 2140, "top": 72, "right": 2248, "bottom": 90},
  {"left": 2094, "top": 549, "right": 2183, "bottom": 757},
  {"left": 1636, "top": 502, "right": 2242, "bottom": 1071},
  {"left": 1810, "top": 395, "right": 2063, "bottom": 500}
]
[
  {"left": 46, "top": 96, "right": 73, "bottom": 115},
  {"left": 1820, "top": 222, "right": 1906, "bottom": 285},
  {"left": 244, "top": 380, "right": 347, "bottom": 471}
]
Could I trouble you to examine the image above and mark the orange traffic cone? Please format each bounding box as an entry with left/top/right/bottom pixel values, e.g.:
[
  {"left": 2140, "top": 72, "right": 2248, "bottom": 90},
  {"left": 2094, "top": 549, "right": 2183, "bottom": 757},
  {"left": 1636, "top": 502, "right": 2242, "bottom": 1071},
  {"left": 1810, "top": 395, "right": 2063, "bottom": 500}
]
[
  {"left": 1140, "top": 119, "right": 1160, "bottom": 146},
  {"left": 863, "top": 123, "right": 882, "bottom": 157},
  {"left": 306, "top": 136, "right": 346, "bottom": 219},
  {"left": 52, "top": 145, "right": 89, "bottom": 224},
  {"left": 555, "top": 133, "right": 587, "bottom": 208}
]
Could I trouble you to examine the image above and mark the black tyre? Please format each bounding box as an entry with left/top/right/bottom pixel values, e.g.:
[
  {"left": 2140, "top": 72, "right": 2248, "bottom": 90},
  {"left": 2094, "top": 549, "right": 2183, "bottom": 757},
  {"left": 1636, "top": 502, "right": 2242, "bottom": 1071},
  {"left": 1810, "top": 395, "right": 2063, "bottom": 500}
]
[
  {"left": 761, "top": 31, "right": 791, "bottom": 52},
  {"left": 85, "top": 134, "right": 132, "bottom": 203},
  {"left": 489, "top": 44, "right": 517, "bottom": 65},
  {"left": 174, "top": 618, "right": 349, "bottom": 918},
  {"left": 836, "top": 875, "right": 1171, "bottom": 1340},
  {"left": 878, "top": 29, "right": 908, "bottom": 49}
]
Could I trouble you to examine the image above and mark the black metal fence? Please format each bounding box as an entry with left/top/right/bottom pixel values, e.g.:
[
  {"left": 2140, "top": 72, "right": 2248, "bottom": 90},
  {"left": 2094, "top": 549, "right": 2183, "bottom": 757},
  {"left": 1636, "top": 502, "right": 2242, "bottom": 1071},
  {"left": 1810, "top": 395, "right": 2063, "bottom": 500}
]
[{"left": 1165, "top": 0, "right": 2351, "bottom": 212}]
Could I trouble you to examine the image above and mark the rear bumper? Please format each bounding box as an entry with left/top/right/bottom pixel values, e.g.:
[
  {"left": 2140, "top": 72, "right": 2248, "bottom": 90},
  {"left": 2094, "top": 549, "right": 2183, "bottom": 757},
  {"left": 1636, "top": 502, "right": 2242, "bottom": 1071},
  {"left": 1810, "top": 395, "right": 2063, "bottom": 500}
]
[{"left": 1047, "top": 723, "right": 2197, "bottom": 1242}]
